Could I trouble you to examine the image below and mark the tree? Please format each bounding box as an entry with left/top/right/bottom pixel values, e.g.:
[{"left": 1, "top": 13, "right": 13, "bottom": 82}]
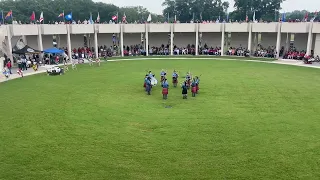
[{"left": 162, "top": 0, "right": 229, "bottom": 22}]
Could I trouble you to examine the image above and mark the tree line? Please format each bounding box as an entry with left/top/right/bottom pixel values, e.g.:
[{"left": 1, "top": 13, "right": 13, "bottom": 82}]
[{"left": 0, "top": 0, "right": 317, "bottom": 23}]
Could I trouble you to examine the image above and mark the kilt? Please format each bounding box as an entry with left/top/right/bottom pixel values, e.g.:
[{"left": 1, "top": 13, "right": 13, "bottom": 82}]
[
  {"left": 162, "top": 88, "right": 168, "bottom": 95},
  {"left": 191, "top": 86, "right": 197, "bottom": 93},
  {"left": 172, "top": 77, "right": 178, "bottom": 83},
  {"left": 143, "top": 82, "right": 146, "bottom": 88},
  {"left": 196, "top": 84, "right": 199, "bottom": 91},
  {"left": 182, "top": 88, "right": 188, "bottom": 95}
]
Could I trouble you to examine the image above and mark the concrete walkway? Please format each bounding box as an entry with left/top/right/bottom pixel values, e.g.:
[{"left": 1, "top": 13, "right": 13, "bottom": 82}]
[{"left": 1, "top": 58, "right": 320, "bottom": 83}]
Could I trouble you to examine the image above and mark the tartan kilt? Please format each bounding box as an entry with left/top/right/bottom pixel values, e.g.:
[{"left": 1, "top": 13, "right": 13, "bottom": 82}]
[
  {"left": 162, "top": 88, "right": 168, "bottom": 95},
  {"left": 196, "top": 84, "right": 199, "bottom": 91},
  {"left": 143, "top": 82, "right": 146, "bottom": 88},
  {"left": 191, "top": 86, "right": 197, "bottom": 93}
]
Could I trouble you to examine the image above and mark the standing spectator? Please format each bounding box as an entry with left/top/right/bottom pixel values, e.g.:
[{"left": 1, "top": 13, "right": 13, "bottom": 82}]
[
  {"left": 6, "top": 60, "right": 12, "bottom": 74},
  {"left": 21, "top": 56, "right": 27, "bottom": 70}
]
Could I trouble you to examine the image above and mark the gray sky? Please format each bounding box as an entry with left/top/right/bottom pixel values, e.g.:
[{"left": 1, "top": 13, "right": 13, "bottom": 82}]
[{"left": 95, "top": 0, "right": 320, "bottom": 15}]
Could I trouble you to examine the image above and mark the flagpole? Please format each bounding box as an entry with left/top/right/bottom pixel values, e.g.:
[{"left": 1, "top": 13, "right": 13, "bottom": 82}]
[
  {"left": 63, "top": 10, "right": 65, "bottom": 23},
  {"left": 117, "top": 12, "right": 119, "bottom": 24},
  {"left": 2, "top": 11, "right": 4, "bottom": 24}
]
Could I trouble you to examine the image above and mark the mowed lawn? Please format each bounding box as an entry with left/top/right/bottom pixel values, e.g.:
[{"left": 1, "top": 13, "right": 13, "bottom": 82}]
[{"left": 1, "top": 59, "right": 320, "bottom": 180}]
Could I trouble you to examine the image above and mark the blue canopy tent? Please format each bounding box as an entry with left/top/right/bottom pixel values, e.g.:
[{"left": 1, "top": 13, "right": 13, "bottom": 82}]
[{"left": 43, "top": 48, "right": 64, "bottom": 54}]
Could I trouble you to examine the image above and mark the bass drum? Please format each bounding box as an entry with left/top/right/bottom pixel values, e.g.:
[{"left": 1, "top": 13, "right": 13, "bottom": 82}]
[{"left": 150, "top": 77, "right": 158, "bottom": 86}]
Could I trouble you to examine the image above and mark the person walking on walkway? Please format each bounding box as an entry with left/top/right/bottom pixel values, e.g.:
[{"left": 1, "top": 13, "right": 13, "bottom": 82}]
[{"left": 6, "top": 60, "right": 12, "bottom": 74}]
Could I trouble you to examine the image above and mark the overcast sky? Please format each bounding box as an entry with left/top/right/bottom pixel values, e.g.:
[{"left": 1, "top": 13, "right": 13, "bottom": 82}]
[{"left": 95, "top": 0, "right": 320, "bottom": 14}]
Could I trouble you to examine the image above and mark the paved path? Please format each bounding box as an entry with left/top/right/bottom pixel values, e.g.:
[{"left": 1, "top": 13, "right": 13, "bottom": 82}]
[{"left": 1, "top": 58, "right": 320, "bottom": 83}]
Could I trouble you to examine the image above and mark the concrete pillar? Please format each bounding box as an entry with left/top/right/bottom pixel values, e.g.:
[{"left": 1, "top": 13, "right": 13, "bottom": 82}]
[
  {"left": 313, "top": 33, "right": 320, "bottom": 56},
  {"left": 221, "top": 23, "right": 225, "bottom": 56},
  {"left": 306, "top": 22, "right": 313, "bottom": 56},
  {"left": 6, "top": 25, "right": 13, "bottom": 66},
  {"left": 195, "top": 23, "right": 199, "bottom": 55},
  {"left": 248, "top": 23, "right": 252, "bottom": 54},
  {"left": 275, "top": 22, "right": 281, "bottom": 58},
  {"left": 66, "top": 24, "right": 72, "bottom": 60},
  {"left": 94, "top": 25, "right": 99, "bottom": 59},
  {"left": 22, "top": 35, "right": 27, "bottom": 45},
  {"left": 37, "top": 25, "right": 43, "bottom": 52},
  {"left": 145, "top": 24, "right": 149, "bottom": 56},
  {"left": 120, "top": 24, "right": 124, "bottom": 57},
  {"left": 170, "top": 24, "right": 174, "bottom": 55}
]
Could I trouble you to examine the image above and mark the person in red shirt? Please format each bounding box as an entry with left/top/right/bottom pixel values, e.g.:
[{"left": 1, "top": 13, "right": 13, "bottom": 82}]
[{"left": 6, "top": 60, "right": 12, "bottom": 74}]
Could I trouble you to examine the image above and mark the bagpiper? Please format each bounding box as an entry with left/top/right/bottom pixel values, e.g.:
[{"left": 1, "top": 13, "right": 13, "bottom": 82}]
[
  {"left": 160, "top": 69, "right": 166, "bottom": 82},
  {"left": 195, "top": 76, "right": 200, "bottom": 94},
  {"left": 172, "top": 70, "right": 179, "bottom": 87},
  {"left": 191, "top": 78, "right": 197, "bottom": 97},
  {"left": 161, "top": 78, "right": 169, "bottom": 99},
  {"left": 145, "top": 77, "right": 152, "bottom": 95},
  {"left": 181, "top": 81, "right": 188, "bottom": 99},
  {"left": 186, "top": 72, "right": 192, "bottom": 89}
]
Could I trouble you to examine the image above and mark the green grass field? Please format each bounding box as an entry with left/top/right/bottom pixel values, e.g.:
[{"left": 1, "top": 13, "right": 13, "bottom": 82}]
[{"left": 1, "top": 58, "right": 320, "bottom": 179}]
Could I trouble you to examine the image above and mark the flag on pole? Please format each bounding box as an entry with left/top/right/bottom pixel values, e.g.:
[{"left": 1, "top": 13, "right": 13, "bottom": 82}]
[
  {"left": 0, "top": 11, "right": 3, "bottom": 24},
  {"left": 5, "top": 10, "right": 12, "bottom": 20},
  {"left": 245, "top": 14, "right": 248, "bottom": 22},
  {"left": 112, "top": 15, "right": 117, "bottom": 21},
  {"left": 311, "top": 11, "right": 318, "bottom": 22},
  {"left": 253, "top": 11, "right": 256, "bottom": 22},
  {"left": 167, "top": 13, "right": 170, "bottom": 23},
  {"left": 281, "top": 12, "right": 286, "bottom": 22},
  {"left": 226, "top": 12, "right": 229, "bottom": 22},
  {"left": 89, "top": 13, "right": 93, "bottom": 24},
  {"left": 30, "top": 11, "right": 35, "bottom": 21},
  {"left": 147, "top": 14, "right": 151, "bottom": 22},
  {"left": 97, "top": 12, "right": 100, "bottom": 22},
  {"left": 58, "top": 12, "right": 64, "bottom": 18},
  {"left": 39, "top": 12, "right": 44, "bottom": 23},
  {"left": 122, "top": 13, "right": 126, "bottom": 22},
  {"left": 304, "top": 12, "right": 308, "bottom": 22},
  {"left": 65, "top": 12, "right": 72, "bottom": 21},
  {"left": 174, "top": 14, "right": 176, "bottom": 23}
]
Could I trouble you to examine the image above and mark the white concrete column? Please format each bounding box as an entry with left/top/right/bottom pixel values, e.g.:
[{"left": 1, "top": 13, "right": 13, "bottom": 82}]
[
  {"left": 276, "top": 22, "right": 282, "bottom": 58},
  {"left": 306, "top": 22, "right": 313, "bottom": 56},
  {"left": 221, "top": 23, "right": 225, "bottom": 56},
  {"left": 195, "top": 23, "right": 199, "bottom": 55},
  {"left": 145, "top": 24, "right": 149, "bottom": 56},
  {"left": 37, "top": 25, "right": 43, "bottom": 60},
  {"left": 37, "top": 25, "right": 43, "bottom": 52},
  {"left": 66, "top": 24, "right": 72, "bottom": 60},
  {"left": 120, "top": 24, "right": 124, "bottom": 57},
  {"left": 22, "top": 35, "right": 28, "bottom": 45},
  {"left": 313, "top": 33, "right": 320, "bottom": 56},
  {"left": 94, "top": 25, "right": 99, "bottom": 59},
  {"left": 248, "top": 23, "right": 252, "bottom": 54},
  {"left": 6, "top": 25, "right": 13, "bottom": 66},
  {"left": 170, "top": 24, "right": 174, "bottom": 55}
]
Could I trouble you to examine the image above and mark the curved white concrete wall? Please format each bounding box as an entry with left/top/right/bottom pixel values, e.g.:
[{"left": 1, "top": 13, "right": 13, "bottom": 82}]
[
  {"left": 149, "top": 33, "right": 169, "bottom": 47},
  {"left": 123, "top": 33, "right": 141, "bottom": 46},
  {"left": 260, "top": 33, "right": 277, "bottom": 48},
  {"left": 230, "top": 33, "right": 248, "bottom": 48},
  {"left": 174, "top": 32, "right": 196, "bottom": 47},
  {"left": 201, "top": 33, "right": 221, "bottom": 48}
]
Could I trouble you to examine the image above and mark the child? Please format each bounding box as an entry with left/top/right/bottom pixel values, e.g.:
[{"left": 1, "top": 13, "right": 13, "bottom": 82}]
[
  {"left": 96, "top": 58, "right": 101, "bottom": 66},
  {"left": 72, "top": 59, "right": 77, "bottom": 70},
  {"left": 17, "top": 68, "right": 23, "bottom": 77},
  {"left": 2, "top": 67, "right": 10, "bottom": 79}
]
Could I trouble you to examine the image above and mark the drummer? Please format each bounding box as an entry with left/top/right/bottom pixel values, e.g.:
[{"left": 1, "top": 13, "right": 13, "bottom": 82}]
[
  {"left": 172, "top": 70, "right": 179, "bottom": 87},
  {"left": 161, "top": 78, "right": 169, "bottom": 99},
  {"left": 186, "top": 72, "right": 192, "bottom": 89},
  {"left": 160, "top": 69, "right": 166, "bottom": 82},
  {"left": 145, "top": 77, "right": 152, "bottom": 95}
]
